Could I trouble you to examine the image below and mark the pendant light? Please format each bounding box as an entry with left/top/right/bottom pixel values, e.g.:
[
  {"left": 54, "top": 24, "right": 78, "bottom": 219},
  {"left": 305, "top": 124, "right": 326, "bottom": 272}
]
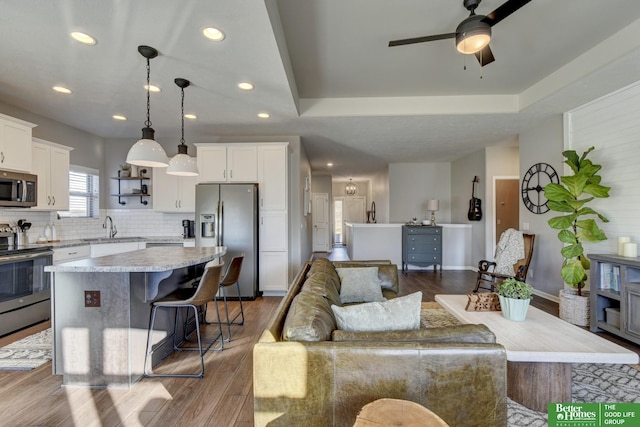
[
  {"left": 345, "top": 179, "right": 357, "bottom": 196},
  {"left": 166, "top": 78, "right": 198, "bottom": 176},
  {"left": 126, "top": 45, "right": 169, "bottom": 168}
]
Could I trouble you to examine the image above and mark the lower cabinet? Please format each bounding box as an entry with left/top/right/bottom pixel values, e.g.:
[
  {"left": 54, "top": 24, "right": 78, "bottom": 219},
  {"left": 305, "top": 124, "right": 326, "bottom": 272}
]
[
  {"left": 53, "top": 246, "right": 91, "bottom": 264},
  {"left": 259, "top": 251, "right": 288, "bottom": 293}
]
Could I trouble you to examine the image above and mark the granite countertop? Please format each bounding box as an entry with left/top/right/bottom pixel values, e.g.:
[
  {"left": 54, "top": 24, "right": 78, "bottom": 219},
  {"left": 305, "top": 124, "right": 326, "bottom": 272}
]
[
  {"left": 29, "top": 236, "right": 195, "bottom": 250},
  {"left": 44, "top": 246, "right": 226, "bottom": 273}
]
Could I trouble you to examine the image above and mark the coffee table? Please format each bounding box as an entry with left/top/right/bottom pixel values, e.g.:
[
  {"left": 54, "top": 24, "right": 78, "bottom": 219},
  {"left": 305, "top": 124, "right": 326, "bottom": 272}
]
[{"left": 435, "top": 294, "right": 639, "bottom": 412}]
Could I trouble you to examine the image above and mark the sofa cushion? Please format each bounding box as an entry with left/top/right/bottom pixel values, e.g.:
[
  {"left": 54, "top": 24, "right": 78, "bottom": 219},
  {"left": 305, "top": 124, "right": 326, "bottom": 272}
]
[
  {"left": 331, "top": 291, "right": 422, "bottom": 332},
  {"left": 336, "top": 267, "right": 385, "bottom": 304},
  {"left": 302, "top": 271, "right": 341, "bottom": 307},
  {"left": 331, "top": 323, "right": 497, "bottom": 343},
  {"left": 308, "top": 258, "right": 342, "bottom": 292},
  {"left": 282, "top": 290, "right": 337, "bottom": 342}
]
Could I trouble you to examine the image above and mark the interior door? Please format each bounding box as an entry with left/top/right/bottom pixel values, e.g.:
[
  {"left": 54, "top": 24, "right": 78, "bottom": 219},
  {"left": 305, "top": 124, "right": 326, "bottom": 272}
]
[
  {"left": 312, "top": 193, "right": 330, "bottom": 252},
  {"left": 495, "top": 179, "right": 520, "bottom": 242}
]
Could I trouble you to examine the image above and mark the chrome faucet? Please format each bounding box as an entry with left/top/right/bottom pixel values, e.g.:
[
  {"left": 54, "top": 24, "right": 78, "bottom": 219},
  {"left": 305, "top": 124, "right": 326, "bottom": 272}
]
[{"left": 103, "top": 216, "right": 117, "bottom": 238}]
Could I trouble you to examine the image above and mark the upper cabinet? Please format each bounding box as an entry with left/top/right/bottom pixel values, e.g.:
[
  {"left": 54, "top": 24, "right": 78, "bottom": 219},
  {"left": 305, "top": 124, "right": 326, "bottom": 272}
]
[
  {"left": 195, "top": 144, "right": 257, "bottom": 183},
  {"left": 152, "top": 167, "right": 197, "bottom": 212},
  {"left": 0, "top": 113, "right": 36, "bottom": 173},
  {"left": 31, "top": 138, "right": 72, "bottom": 211},
  {"left": 258, "top": 144, "right": 288, "bottom": 211}
]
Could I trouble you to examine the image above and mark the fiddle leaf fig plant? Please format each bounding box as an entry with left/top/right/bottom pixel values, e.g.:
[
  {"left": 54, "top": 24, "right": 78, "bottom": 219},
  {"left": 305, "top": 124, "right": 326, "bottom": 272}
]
[{"left": 544, "top": 146, "right": 610, "bottom": 296}]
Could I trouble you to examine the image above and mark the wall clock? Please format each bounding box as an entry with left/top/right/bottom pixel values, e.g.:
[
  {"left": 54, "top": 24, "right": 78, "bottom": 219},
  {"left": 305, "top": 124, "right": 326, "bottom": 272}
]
[{"left": 521, "top": 162, "right": 559, "bottom": 214}]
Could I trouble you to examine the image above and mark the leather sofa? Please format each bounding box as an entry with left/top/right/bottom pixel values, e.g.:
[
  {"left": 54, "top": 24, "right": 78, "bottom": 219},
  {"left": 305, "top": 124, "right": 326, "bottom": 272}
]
[{"left": 253, "top": 259, "right": 507, "bottom": 427}]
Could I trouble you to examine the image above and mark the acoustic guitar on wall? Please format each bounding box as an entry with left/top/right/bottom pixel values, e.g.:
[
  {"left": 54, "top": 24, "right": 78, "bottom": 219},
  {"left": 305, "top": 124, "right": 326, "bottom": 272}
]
[{"left": 468, "top": 176, "right": 482, "bottom": 221}]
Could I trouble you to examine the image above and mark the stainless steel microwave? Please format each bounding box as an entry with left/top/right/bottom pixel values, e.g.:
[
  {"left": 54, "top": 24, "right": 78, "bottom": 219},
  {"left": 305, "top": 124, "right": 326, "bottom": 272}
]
[{"left": 0, "top": 170, "right": 37, "bottom": 207}]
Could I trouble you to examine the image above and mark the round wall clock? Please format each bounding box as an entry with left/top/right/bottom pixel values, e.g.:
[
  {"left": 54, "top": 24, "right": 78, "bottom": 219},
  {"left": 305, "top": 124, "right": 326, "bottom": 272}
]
[{"left": 521, "top": 162, "right": 559, "bottom": 214}]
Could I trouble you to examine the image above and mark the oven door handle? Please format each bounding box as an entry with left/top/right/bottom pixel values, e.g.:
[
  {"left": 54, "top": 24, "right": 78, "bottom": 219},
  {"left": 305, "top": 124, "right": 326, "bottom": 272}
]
[{"left": 0, "top": 251, "right": 54, "bottom": 262}]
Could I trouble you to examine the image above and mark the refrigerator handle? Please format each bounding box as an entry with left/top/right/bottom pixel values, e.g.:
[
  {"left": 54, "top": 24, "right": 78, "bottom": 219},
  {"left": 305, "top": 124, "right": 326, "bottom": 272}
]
[{"left": 218, "top": 200, "right": 224, "bottom": 246}]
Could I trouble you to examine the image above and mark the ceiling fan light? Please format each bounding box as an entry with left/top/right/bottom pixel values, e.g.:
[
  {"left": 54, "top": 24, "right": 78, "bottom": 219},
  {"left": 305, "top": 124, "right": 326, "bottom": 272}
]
[{"left": 455, "top": 15, "right": 491, "bottom": 54}]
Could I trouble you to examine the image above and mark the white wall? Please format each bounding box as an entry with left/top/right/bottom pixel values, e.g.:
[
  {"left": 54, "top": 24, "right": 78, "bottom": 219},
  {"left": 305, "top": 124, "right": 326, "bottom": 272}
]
[
  {"left": 565, "top": 80, "right": 640, "bottom": 268},
  {"left": 370, "top": 167, "right": 389, "bottom": 224},
  {"left": 519, "top": 115, "right": 565, "bottom": 299},
  {"left": 389, "top": 162, "right": 451, "bottom": 224}
]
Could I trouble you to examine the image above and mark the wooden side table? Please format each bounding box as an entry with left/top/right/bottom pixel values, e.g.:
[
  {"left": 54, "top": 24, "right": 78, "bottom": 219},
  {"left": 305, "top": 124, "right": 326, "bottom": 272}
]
[{"left": 354, "top": 398, "right": 449, "bottom": 426}]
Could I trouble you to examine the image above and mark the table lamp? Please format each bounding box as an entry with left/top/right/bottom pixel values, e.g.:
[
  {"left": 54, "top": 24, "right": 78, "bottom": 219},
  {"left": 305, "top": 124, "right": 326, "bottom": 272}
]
[{"left": 427, "top": 199, "right": 439, "bottom": 226}]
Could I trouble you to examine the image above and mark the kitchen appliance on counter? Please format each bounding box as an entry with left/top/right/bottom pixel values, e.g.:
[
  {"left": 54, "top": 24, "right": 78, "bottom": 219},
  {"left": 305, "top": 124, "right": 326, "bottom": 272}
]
[
  {"left": 0, "top": 170, "right": 37, "bottom": 207},
  {"left": 182, "top": 219, "right": 195, "bottom": 238},
  {"left": 196, "top": 183, "right": 259, "bottom": 299},
  {"left": 0, "top": 224, "right": 53, "bottom": 336}
]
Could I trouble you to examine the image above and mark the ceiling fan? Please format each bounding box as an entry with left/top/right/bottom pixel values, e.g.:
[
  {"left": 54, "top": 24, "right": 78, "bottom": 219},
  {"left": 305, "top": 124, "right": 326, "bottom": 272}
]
[{"left": 388, "top": 0, "right": 531, "bottom": 67}]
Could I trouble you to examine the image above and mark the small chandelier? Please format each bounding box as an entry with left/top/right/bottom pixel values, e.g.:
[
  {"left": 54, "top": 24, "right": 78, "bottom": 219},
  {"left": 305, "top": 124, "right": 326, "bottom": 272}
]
[
  {"left": 345, "top": 179, "right": 357, "bottom": 196},
  {"left": 166, "top": 78, "right": 198, "bottom": 176},
  {"left": 126, "top": 45, "right": 169, "bottom": 168}
]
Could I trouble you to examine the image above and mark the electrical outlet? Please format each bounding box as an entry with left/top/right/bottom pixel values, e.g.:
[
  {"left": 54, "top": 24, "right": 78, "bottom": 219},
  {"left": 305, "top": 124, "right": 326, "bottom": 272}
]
[{"left": 85, "top": 290, "right": 101, "bottom": 307}]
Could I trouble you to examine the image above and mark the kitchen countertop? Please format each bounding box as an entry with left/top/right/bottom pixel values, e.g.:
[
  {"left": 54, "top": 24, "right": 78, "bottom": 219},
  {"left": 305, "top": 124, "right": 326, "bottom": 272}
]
[
  {"left": 29, "top": 235, "right": 194, "bottom": 249},
  {"left": 45, "top": 246, "right": 226, "bottom": 273}
]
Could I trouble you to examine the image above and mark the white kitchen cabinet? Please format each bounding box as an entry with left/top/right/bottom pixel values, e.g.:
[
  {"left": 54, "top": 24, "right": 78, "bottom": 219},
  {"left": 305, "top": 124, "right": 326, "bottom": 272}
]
[
  {"left": 195, "top": 144, "right": 257, "bottom": 183},
  {"left": 259, "top": 251, "right": 289, "bottom": 293},
  {"left": 90, "top": 242, "right": 144, "bottom": 258},
  {"left": 31, "top": 138, "right": 72, "bottom": 211},
  {"left": 260, "top": 211, "right": 288, "bottom": 252},
  {"left": 53, "top": 245, "right": 91, "bottom": 264},
  {"left": 152, "top": 167, "right": 196, "bottom": 212},
  {"left": 258, "top": 144, "right": 288, "bottom": 211},
  {"left": 0, "top": 113, "right": 36, "bottom": 172}
]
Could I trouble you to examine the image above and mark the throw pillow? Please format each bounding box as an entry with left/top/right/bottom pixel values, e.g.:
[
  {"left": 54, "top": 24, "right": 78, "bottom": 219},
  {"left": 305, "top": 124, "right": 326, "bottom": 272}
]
[
  {"left": 331, "top": 291, "right": 422, "bottom": 332},
  {"left": 336, "top": 267, "right": 385, "bottom": 304}
]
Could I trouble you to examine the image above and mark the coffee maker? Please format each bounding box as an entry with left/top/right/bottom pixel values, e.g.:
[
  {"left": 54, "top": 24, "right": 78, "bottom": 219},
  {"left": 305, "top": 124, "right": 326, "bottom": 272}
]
[{"left": 182, "top": 219, "right": 196, "bottom": 238}]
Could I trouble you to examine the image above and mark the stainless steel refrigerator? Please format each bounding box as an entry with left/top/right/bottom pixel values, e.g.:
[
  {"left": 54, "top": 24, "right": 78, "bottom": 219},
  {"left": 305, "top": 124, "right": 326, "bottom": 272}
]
[{"left": 195, "top": 183, "right": 259, "bottom": 299}]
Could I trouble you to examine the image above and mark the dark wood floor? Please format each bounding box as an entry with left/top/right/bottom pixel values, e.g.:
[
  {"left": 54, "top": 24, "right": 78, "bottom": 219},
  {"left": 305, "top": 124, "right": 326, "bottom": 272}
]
[{"left": 0, "top": 255, "right": 638, "bottom": 426}]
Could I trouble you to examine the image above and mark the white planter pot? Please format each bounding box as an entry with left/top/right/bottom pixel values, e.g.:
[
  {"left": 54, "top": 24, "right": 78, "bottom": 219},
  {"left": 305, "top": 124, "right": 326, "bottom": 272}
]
[
  {"left": 559, "top": 289, "right": 590, "bottom": 326},
  {"left": 498, "top": 295, "right": 530, "bottom": 322}
]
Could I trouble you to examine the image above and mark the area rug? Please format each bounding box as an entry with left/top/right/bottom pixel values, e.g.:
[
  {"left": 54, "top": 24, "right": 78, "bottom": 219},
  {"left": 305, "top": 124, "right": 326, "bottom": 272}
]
[
  {"left": 420, "top": 303, "right": 640, "bottom": 425},
  {"left": 0, "top": 328, "right": 52, "bottom": 370}
]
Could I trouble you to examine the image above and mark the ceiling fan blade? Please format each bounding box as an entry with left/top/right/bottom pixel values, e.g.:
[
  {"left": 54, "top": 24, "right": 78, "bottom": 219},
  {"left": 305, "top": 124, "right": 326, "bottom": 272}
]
[
  {"left": 474, "top": 45, "right": 495, "bottom": 67},
  {"left": 482, "top": 0, "right": 532, "bottom": 26},
  {"left": 388, "top": 33, "right": 455, "bottom": 47}
]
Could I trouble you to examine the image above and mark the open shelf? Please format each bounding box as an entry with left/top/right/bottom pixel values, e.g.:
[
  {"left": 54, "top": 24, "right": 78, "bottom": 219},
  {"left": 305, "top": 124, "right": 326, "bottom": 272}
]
[{"left": 111, "top": 170, "right": 150, "bottom": 205}]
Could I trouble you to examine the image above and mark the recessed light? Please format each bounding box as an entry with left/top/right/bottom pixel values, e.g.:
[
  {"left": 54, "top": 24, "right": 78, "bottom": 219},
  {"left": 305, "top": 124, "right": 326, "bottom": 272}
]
[
  {"left": 144, "top": 84, "right": 161, "bottom": 93},
  {"left": 327, "top": 162, "right": 334, "bottom": 167},
  {"left": 112, "top": 115, "right": 127, "bottom": 121},
  {"left": 52, "top": 86, "right": 72, "bottom": 94},
  {"left": 258, "top": 112, "right": 270, "bottom": 119},
  {"left": 184, "top": 114, "right": 197, "bottom": 120},
  {"left": 202, "top": 27, "right": 225, "bottom": 41},
  {"left": 70, "top": 31, "right": 97, "bottom": 45},
  {"left": 238, "top": 81, "right": 254, "bottom": 91}
]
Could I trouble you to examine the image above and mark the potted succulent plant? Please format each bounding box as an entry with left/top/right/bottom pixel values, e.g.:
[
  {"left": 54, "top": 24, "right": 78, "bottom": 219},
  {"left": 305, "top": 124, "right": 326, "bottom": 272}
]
[
  {"left": 495, "top": 278, "right": 534, "bottom": 321},
  {"left": 544, "top": 146, "right": 610, "bottom": 326}
]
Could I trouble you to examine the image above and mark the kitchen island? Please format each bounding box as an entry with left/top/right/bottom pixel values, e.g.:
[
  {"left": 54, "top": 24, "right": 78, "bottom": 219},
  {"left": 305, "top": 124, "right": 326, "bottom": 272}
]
[{"left": 45, "top": 246, "right": 226, "bottom": 387}]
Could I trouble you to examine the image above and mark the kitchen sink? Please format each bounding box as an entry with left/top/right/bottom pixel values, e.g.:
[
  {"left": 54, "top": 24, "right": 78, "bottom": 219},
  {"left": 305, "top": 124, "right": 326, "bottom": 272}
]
[{"left": 81, "top": 237, "right": 146, "bottom": 243}]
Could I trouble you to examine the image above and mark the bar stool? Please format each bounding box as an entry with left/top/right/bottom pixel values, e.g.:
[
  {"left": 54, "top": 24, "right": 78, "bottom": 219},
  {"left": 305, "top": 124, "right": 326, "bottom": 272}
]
[
  {"left": 211, "top": 255, "right": 245, "bottom": 342},
  {"left": 144, "top": 262, "right": 224, "bottom": 378}
]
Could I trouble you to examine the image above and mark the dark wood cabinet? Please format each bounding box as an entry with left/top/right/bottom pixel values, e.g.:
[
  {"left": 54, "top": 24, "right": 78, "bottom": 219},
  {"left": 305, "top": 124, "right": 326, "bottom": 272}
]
[
  {"left": 589, "top": 253, "right": 640, "bottom": 346},
  {"left": 402, "top": 225, "right": 442, "bottom": 274}
]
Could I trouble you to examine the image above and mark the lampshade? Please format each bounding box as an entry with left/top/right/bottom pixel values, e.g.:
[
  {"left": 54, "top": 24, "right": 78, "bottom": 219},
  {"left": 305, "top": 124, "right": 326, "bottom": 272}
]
[
  {"left": 166, "top": 78, "right": 198, "bottom": 176},
  {"left": 427, "top": 199, "right": 440, "bottom": 211},
  {"left": 167, "top": 145, "right": 198, "bottom": 176},
  {"left": 126, "top": 45, "right": 169, "bottom": 168},
  {"left": 455, "top": 15, "right": 491, "bottom": 54}
]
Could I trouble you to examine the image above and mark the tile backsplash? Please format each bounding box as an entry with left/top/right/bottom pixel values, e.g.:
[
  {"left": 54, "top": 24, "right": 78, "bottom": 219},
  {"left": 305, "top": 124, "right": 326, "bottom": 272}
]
[{"left": 0, "top": 209, "right": 194, "bottom": 243}]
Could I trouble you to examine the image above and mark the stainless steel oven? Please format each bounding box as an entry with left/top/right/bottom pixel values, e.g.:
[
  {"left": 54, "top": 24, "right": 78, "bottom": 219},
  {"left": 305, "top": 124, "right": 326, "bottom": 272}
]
[{"left": 0, "top": 236, "right": 52, "bottom": 336}]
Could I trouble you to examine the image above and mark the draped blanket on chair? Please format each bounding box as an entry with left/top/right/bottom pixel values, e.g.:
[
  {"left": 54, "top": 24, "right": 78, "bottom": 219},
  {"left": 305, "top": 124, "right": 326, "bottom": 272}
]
[{"left": 493, "top": 229, "right": 524, "bottom": 276}]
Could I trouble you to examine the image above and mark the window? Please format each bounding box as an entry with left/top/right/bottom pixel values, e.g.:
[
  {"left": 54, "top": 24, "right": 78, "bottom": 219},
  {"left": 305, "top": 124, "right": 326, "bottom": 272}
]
[{"left": 59, "top": 165, "right": 99, "bottom": 218}]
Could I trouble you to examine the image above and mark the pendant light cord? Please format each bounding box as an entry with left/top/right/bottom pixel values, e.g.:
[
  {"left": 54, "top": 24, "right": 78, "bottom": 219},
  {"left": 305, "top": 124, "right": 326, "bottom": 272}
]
[
  {"left": 180, "top": 86, "right": 185, "bottom": 145},
  {"left": 145, "top": 57, "right": 152, "bottom": 128}
]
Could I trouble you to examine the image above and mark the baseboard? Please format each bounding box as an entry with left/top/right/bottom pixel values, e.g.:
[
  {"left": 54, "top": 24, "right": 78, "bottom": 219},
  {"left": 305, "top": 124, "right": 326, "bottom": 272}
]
[{"left": 533, "top": 289, "right": 560, "bottom": 303}]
